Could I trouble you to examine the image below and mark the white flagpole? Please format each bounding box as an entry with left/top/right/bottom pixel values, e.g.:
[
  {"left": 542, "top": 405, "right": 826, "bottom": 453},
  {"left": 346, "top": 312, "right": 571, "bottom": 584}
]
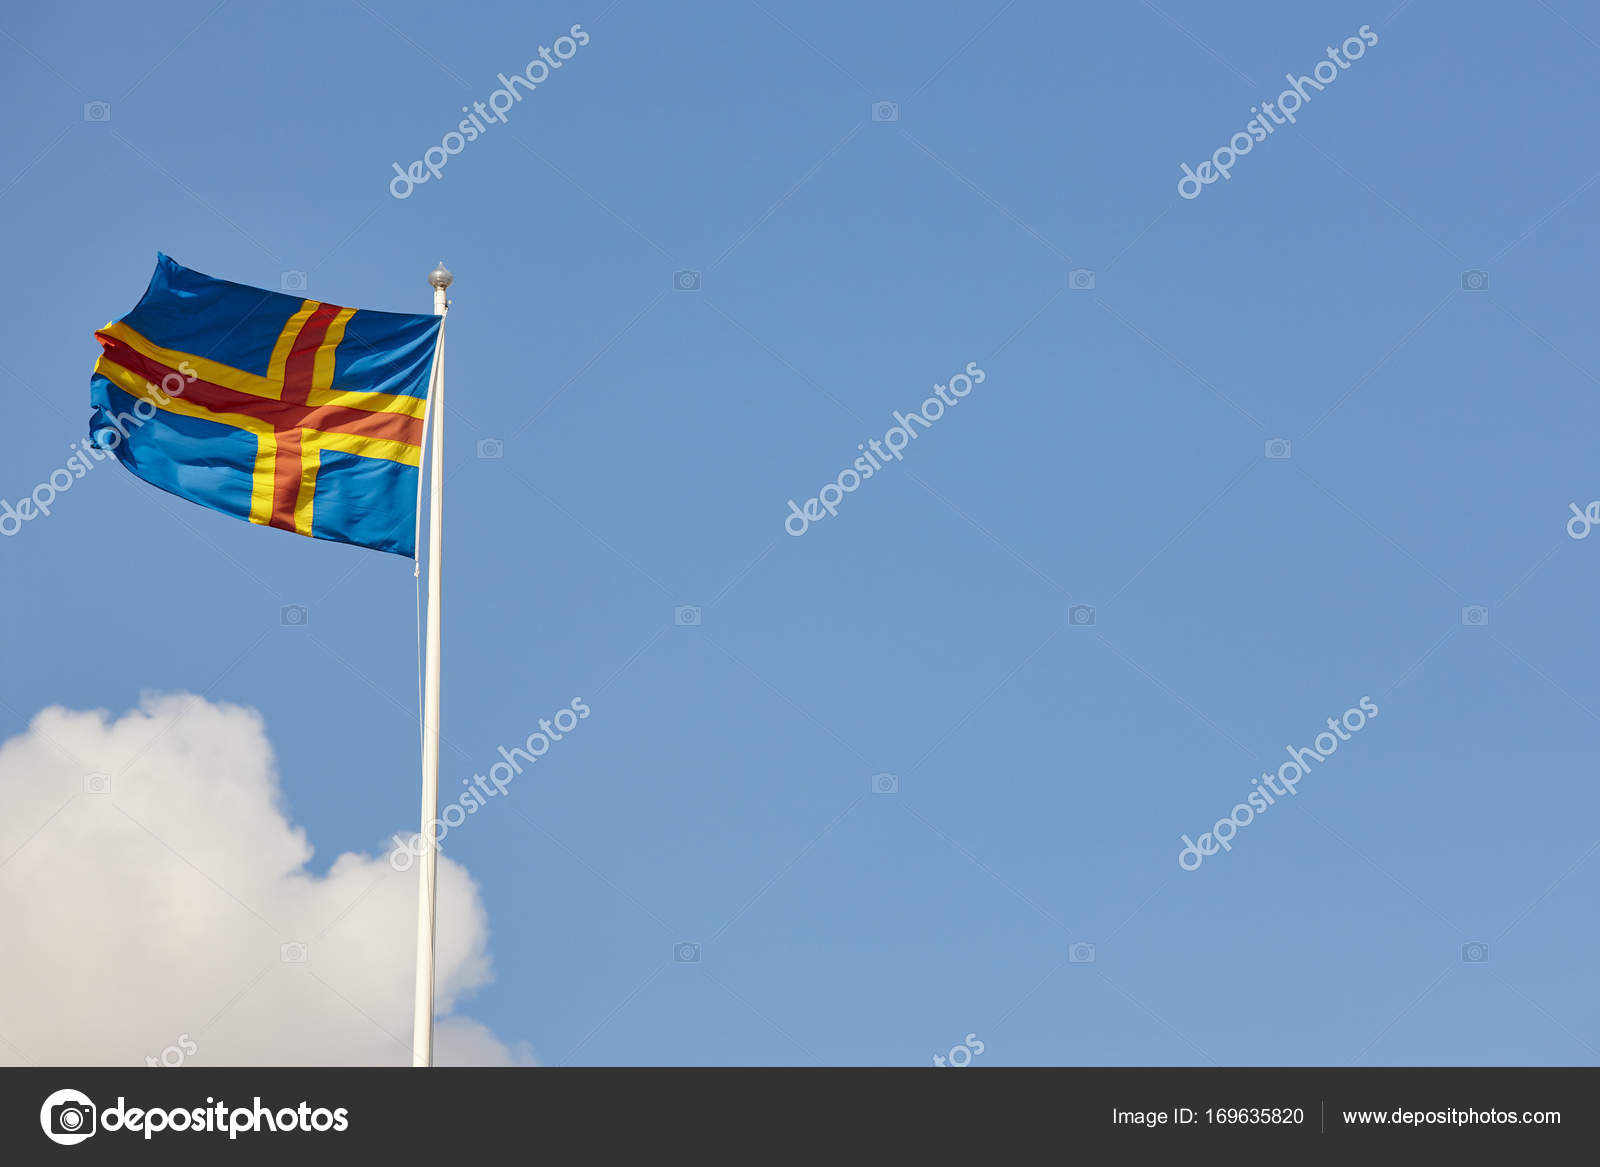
[{"left": 413, "top": 262, "right": 451, "bottom": 1067}]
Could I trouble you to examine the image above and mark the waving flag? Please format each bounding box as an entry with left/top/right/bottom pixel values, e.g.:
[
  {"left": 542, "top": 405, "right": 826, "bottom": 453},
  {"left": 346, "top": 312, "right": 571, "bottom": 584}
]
[{"left": 89, "top": 254, "right": 441, "bottom": 555}]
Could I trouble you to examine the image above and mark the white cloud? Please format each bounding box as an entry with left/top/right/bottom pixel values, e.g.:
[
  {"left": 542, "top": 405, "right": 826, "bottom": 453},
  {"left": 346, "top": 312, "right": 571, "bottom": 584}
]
[{"left": 0, "top": 693, "right": 529, "bottom": 1066}]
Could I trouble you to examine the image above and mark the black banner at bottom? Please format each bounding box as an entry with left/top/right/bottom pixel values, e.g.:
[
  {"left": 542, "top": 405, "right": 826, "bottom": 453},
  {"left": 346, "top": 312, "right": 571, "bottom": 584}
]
[{"left": 4, "top": 1067, "right": 1592, "bottom": 1159}]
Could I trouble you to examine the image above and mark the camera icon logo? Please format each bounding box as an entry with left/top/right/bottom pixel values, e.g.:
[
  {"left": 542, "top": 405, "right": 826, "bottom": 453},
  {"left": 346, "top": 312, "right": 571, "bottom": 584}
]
[
  {"left": 280, "top": 270, "right": 308, "bottom": 292},
  {"left": 1068, "top": 604, "right": 1095, "bottom": 627},
  {"left": 84, "top": 772, "right": 111, "bottom": 795},
  {"left": 40, "top": 1089, "right": 97, "bottom": 1145},
  {"left": 83, "top": 102, "right": 111, "bottom": 123},
  {"left": 1265, "top": 438, "right": 1292, "bottom": 460},
  {"left": 1462, "top": 941, "right": 1489, "bottom": 963},
  {"left": 280, "top": 941, "right": 308, "bottom": 964},
  {"left": 872, "top": 101, "right": 898, "bottom": 122},
  {"left": 674, "top": 941, "right": 701, "bottom": 963},
  {"left": 1461, "top": 605, "right": 1489, "bottom": 627},
  {"left": 675, "top": 605, "right": 702, "bottom": 627},
  {"left": 871, "top": 772, "right": 899, "bottom": 794},
  {"left": 280, "top": 604, "right": 308, "bottom": 627},
  {"left": 673, "top": 269, "right": 701, "bottom": 291},
  {"left": 1069, "top": 942, "right": 1096, "bottom": 963},
  {"left": 1068, "top": 269, "right": 1096, "bottom": 291},
  {"left": 477, "top": 438, "right": 504, "bottom": 460},
  {"left": 1461, "top": 269, "right": 1489, "bottom": 291}
]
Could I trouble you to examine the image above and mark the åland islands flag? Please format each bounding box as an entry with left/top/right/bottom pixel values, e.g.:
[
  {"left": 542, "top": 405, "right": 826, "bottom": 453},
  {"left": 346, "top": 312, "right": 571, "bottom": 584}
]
[{"left": 89, "top": 254, "right": 441, "bottom": 556}]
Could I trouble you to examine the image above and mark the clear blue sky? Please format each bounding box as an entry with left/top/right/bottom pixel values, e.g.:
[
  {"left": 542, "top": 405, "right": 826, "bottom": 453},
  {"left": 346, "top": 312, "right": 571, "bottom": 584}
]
[{"left": 4, "top": 0, "right": 1599, "bottom": 1065}]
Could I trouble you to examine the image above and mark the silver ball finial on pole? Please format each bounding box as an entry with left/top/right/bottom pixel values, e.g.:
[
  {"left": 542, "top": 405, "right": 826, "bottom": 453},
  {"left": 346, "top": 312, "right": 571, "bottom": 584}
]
[{"left": 428, "top": 262, "right": 451, "bottom": 316}]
